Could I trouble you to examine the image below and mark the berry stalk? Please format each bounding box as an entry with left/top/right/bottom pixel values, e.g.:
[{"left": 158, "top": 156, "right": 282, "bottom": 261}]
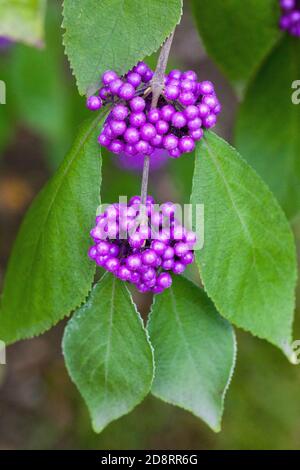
[{"left": 140, "top": 30, "right": 176, "bottom": 205}]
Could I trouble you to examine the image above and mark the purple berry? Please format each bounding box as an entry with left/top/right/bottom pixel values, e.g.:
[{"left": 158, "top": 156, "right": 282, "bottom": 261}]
[
  {"left": 126, "top": 254, "right": 142, "bottom": 270},
  {"left": 178, "top": 136, "right": 195, "bottom": 153},
  {"left": 140, "top": 123, "right": 156, "bottom": 141},
  {"left": 102, "top": 70, "right": 118, "bottom": 85},
  {"left": 198, "top": 103, "right": 210, "bottom": 119},
  {"left": 111, "top": 104, "right": 129, "bottom": 120},
  {"left": 188, "top": 117, "right": 202, "bottom": 131},
  {"left": 87, "top": 95, "right": 102, "bottom": 111},
  {"left": 156, "top": 120, "right": 169, "bottom": 135},
  {"left": 110, "top": 120, "right": 126, "bottom": 136},
  {"left": 198, "top": 81, "right": 214, "bottom": 95},
  {"left": 119, "top": 83, "right": 135, "bottom": 100},
  {"left": 173, "top": 261, "right": 185, "bottom": 275},
  {"left": 124, "top": 127, "right": 140, "bottom": 144},
  {"left": 126, "top": 72, "right": 142, "bottom": 87},
  {"left": 142, "top": 249, "right": 157, "bottom": 266},
  {"left": 184, "top": 105, "right": 199, "bottom": 120},
  {"left": 109, "top": 78, "right": 123, "bottom": 95},
  {"left": 98, "top": 133, "right": 111, "bottom": 146},
  {"left": 168, "top": 69, "right": 182, "bottom": 80},
  {"left": 135, "top": 140, "right": 150, "bottom": 154},
  {"left": 163, "top": 134, "right": 179, "bottom": 150},
  {"left": 203, "top": 114, "right": 217, "bottom": 129},
  {"left": 110, "top": 139, "right": 125, "bottom": 154},
  {"left": 161, "top": 104, "right": 175, "bottom": 121},
  {"left": 172, "top": 112, "right": 187, "bottom": 128},
  {"left": 106, "top": 257, "right": 120, "bottom": 272},
  {"left": 190, "top": 128, "right": 203, "bottom": 141},
  {"left": 130, "top": 96, "right": 146, "bottom": 112},
  {"left": 169, "top": 148, "right": 181, "bottom": 159},
  {"left": 165, "top": 84, "right": 180, "bottom": 100},
  {"left": 130, "top": 112, "right": 146, "bottom": 128},
  {"left": 179, "top": 91, "right": 195, "bottom": 106},
  {"left": 157, "top": 272, "right": 172, "bottom": 289},
  {"left": 182, "top": 70, "right": 197, "bottom": 81},
  {"left": 148, "top": 108, "right": 161, "bottom": 123}
]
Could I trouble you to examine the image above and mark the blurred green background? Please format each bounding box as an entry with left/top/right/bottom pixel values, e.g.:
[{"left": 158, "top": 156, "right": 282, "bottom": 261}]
[{"left": 0, "top": 0, "right": 300, "bottom": 450}]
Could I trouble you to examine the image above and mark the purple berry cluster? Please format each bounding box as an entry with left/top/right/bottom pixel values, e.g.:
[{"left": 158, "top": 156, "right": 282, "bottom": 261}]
[
  {"left": 86, "top": 62, "right": 221, "bottom": 159},
  {"left": 88, "top": 196, "right": 197, "bottom": 294},
  {"left": 279, "top": 0, "right": 300, "bottom": 36}
]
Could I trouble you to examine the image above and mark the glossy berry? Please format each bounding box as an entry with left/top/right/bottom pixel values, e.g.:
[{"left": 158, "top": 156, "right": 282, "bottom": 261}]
[{"left": 87, "top": 95, "right": 102, "bottom": 111}]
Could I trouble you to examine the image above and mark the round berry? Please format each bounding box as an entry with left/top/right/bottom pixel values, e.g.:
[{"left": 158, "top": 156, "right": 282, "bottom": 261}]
[
  {"left": 99, "top": 87, "right": 110, "bottom": 100},
  {"left": 96, "top": 241, "right": 110, "bottom": 255},
  {"left": 130, "top": 96, "right": 146, "bottom": 112},
  {"left": 182, "top": 70, "right": 197, "bottom": 81},
  {"left": 163, "top": 134, "right": 179, "bottom": 150},
  {"left": 110, "top": 120, "right": 126, "bottom": 136},
  {"left": 190, "top": 128, "right": 204, "bottom": 141},
  {"left": 156, "top": 272, "right": 172, "bottom": 289},
  {"left": 168, "top": 69, "right": 182, "bottom": 80},
  {"left": 135, "top": 140, "right": 150, "bottom": 154},
  {"left": 111, "top": 104, "right": 129, "bottom": 120},
  {"left": 181, "top": 79, "right": 197, "bottom": 92},
  {"left": 156, "top": 120, "right": 169, "bottom": 135},
  {"left": 110, "top": 139, "right": 124, "bottom": 154},
  {"left": 165, "top": 84, "right": 180, "bottom": 100},
  {"left": 102, "top": 70, "right": 118, "bottom": 85},
  {"left": 148, "top": 108, "right": 161, "bottom": 124},
  {"left": 109, "top": 78, "right": 123, "bottom": 95},
  {"left": 184, "top": 105, "right": 199, "bottom": 120},
  {"left": 169, "top": 148, "right": 181, "bottom": 158},
  {"left": 179, "top": 91, "right": 195, "bottom": 106},
  {"left": 151, "top": 240, "right": 166, "bottom": 256},
  {"left": 117, "top": 266, "right": 131, "bottom": 281},
  {"left": 105, "top": 257, "right": 120, "bottom": 272},
  {"left": 87, "top": 95, "right": 102, "bottom": 111},
  {"left": 130, "top": 111, "right": 146, "bottom": 128},
  {"left": 199, "top": 81, "right": 215, "bottom": 95},
  {"left": 203, "top": 114, "right": 217, "bottom": 129},
  {"left": 173, "top": 261, "right": 185, "bottom": 275},
  {"left": 126, "top": 71, "right": 142, "bottom": 87},
  {"left": 98, "top": 133, "right": 111, "bottom": 146},
  {"left": 142, "top": 249, "right": 157, "bottom": 266},
  {"left": 188, "top": 117, "right": 202, "bottom": 131},
  {"left": 172, "top": 112, "right": 187, "bottom": 128},
  {"left": 126, "top": 254, "right": 142, "bottom": 270},
  {"left": 198, "top": 103, "right": 210, "bottom": 118},
  {"left": 178, "top": 136, "right": 195, "bottom": 153},
  {"left": 134, "top": 61, "right": 148, "bottom": 76},
  {"left": 161, "top": 104, "right": 175, "bottom": 121},
  {"left": 140, "top": 123, "right": 156, "bottom": 141},
  {"left": 119, "top": 83, "right": 135, "bottom": 100},
  {"left": 124, "top": 127, "right": 140, "bottom": 144}
]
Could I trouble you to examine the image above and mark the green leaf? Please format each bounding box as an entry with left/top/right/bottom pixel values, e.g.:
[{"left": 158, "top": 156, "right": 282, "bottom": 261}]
[
  {"left": 63, "top": 273, "right": 154, "bottom": 433},
  {"left": 191, "top": 0, "right": 281, "bottom": 84},
  {"left": 235, "top": 37, "right": 300, "bottom": 220},
  {"left": 0, "top": 115, "right": 104, "bottom": 344},
  {"left": 0, "top": 0, "right": 46, "bottom": 47},
  {"left": 191, "top": 132, "right": 297, "bottom": 353},
  {"left": 148, "top": 276, "right": 236, "bottom": 432},
  {"left": 62, "top": 0, "right": 183, "bottom": 95}
]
